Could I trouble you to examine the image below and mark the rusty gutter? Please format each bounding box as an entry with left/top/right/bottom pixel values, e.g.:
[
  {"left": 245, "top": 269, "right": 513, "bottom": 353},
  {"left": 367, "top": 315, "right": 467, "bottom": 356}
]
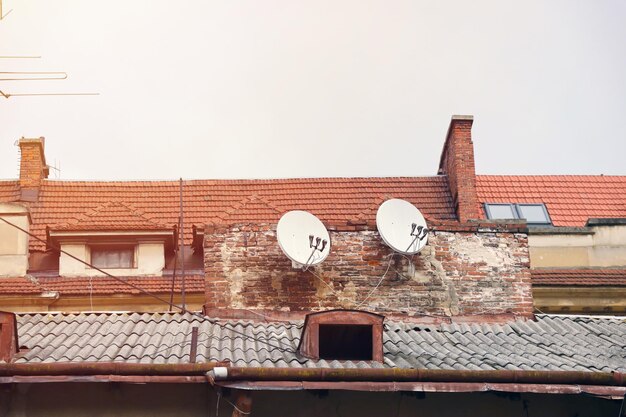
[
  {"left": 211, "top": 367, "right": 626, "bottom": 387},
  {"left": 0, "top": 375, "right": 207, "bottom": 384},
  {"left": 0, "top": 362, "right": 225, "bottom": 376}
]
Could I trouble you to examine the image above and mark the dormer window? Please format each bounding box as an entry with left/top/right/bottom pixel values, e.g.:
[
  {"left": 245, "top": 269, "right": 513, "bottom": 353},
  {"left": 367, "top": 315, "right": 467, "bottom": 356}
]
[
  {"left": 298, "top": 310, "right": 384, "bottom": 362},
  {"left": 47, "top": 202, "right": 176, "bottom": 277}
]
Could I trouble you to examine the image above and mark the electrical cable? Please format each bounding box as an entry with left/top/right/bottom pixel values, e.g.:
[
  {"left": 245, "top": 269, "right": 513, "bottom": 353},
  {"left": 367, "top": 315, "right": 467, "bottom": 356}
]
[
  {"left": 355, "top": 253, "right": 396, "bottom": 309},
  {"left": 305, "top": 268, "right": 338, "bottom": 295},
  {"left": 0, "top": 216, "right": 296, "bottom": 353},
  {"left": 222, "top": 396, "right": 251, "bottom": 415}
]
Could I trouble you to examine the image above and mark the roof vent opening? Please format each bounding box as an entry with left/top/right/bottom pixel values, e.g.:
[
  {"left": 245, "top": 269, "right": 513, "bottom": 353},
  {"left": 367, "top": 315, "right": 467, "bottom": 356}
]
[
  {"left": 298, "top": 310, "right": 384, "bottom": 362},
  {"left": 319, "top": 324, "right": 373, "bottom": 361}
]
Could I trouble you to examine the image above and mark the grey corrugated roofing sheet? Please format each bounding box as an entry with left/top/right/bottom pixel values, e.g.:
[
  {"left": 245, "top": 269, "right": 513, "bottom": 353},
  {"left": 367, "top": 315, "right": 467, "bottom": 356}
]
[{"left": 13, "top": 312, "right": 626, "bottom": 372}]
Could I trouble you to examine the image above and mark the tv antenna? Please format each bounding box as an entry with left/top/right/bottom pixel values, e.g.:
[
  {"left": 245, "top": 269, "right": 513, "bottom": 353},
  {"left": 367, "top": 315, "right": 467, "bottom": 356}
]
[
  {"left": 0, "top": 57, "right": 99, "bottom": 99},
  {"left": 277, "top": 210, "right": 331, "bottom": 270},
  {"left": 0, "top": 0, "right": 13, "bottom": 20},
  {"left": 376, "top": 199, "right": 429, "bottom": 255}
]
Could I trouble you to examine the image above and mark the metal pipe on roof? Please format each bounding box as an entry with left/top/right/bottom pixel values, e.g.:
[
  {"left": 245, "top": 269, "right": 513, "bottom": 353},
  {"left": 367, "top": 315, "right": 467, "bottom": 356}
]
[
  {"left": 211, "top": 367, "right": 626, "bottom": 387},
  {"left": 0, "top": 362, "right": 226, "bottom": 376}
]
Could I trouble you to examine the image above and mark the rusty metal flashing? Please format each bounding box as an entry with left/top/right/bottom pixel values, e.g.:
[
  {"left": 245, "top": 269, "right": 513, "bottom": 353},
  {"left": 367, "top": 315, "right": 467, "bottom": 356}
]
[
  {"left": 0, "top": 311, "right": 18, "bottom": 362},
  {"left": 1, "top": 374, "right": 625, "bottom": 399},
  {"left": 215, "top": 381, "right": 626, "bottom": 399}
]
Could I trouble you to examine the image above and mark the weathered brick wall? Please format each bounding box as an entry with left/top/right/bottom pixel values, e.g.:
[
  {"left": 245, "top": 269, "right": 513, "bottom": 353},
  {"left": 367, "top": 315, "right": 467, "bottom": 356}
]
[{"left": 204, "top": 224, "right": 533, "bottom": 318}]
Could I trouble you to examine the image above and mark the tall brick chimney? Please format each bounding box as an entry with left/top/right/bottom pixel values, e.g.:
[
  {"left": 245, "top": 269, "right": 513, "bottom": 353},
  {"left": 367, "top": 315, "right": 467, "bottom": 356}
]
[
  {"left": 438, "top": 115, "right": 480, "bottom": 223},
  {"left": 18, "top": 137, "right": 49, "bottom": 201}
]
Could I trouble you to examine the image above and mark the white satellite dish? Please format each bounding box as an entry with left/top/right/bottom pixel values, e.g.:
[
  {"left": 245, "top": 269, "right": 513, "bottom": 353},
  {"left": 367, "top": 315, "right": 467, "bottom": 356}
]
[
  {"left": 277, "top": 210, "right": 331, "bottom": 268},
  {"left": 376, "top": 199, "right": 429, "bottom": 255}
]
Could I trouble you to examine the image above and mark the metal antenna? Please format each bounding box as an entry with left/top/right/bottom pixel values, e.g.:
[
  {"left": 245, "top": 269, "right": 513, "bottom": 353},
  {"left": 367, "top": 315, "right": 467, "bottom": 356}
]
[
  {"left": 179, "top": 177, "right": 186, "bottom": 310},
  {"left": 0, "top": 56, "right": 41, "bottom": 59},
  {"left": 0, "top": 0, "right": 13, "bottom": 20},
  {"left": 0, "top": 71, "right": 68, "bottom": 81},
  {"left": 0, "top": 91, "right": 99, "bottom": 99}
]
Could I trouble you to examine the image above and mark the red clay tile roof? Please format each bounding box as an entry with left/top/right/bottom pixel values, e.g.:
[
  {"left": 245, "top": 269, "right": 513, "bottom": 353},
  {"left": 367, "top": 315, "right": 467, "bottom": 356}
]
[
  {"left": 532, "top": 269, "right": 626, "bottom": 286},
  {"left": 0, "top": 277, "right": 42, "bottom": 294},
  {"left": 52, "top": 201, "right": 171, "bottom": 231},
  {"left": 0, "top": 180, "right": 20, "bottom": 202},
  {"left": 477, "top": 175, "right": 626, "bottom": 227},
  {"left": 0, "top": 275, "right": 204, "bottom": 296},
  {"left": 2, "top": 177, "right": 454, "bottom": 252}
]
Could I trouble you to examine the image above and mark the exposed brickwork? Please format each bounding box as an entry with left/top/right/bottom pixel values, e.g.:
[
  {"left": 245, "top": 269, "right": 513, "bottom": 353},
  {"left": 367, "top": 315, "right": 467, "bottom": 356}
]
[
  {"left": 438, "top": 116, "right": 480, "bottom": 222},
  {"left": 204, "top": 224, "right": 533, "bottom": 318},
  {"left": 18, "top": 138, "right": 48, "bottom": 190}
]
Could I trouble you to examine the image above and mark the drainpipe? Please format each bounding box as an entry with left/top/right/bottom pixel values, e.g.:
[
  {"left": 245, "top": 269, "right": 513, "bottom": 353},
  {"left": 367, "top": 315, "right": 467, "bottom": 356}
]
[{"left": 209, "top": 367, "right": 626, "bottom": 387}]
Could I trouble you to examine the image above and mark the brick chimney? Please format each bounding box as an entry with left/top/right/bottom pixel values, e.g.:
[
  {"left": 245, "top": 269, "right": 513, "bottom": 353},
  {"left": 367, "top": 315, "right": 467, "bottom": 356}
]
[
  {"left": 18, "top": 137, "right": 49, "bottom": 201},
  {"left": 438, "top": 115, "right": 480, "bottom": 223},
  {"left": 0, "top": 311, "right": 18, "bottom": 362}
]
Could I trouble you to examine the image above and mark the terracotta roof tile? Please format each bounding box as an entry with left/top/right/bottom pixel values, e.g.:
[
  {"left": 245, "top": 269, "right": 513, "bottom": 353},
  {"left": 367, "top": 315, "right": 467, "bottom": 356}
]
[
  {"left": 0, "top": 275, "right": 204, "bottom": 295},
  {"left": 37, "top": 275, "right": 204, "bottom": 295},
  {"left": 532, "top": 269, "right": 626, "bottom": 286},
  {"left": 1, "top": 177, "right": 454, "bottom": 251},
  {"left": 52, "top": 201, "right": 171, "bottom": 231},
  {"left": 0, "top": 277, "right": 42, "bottom": 294},
  {"left": 0, "top": 180, "right": 20, "bottom": 202},
  {"left": 477, "top": 175, "right": 626, "bottom": 227}
]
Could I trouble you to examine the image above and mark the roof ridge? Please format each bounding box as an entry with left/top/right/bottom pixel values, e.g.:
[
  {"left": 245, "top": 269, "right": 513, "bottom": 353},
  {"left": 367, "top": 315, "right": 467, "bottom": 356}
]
[{"left": 40, "top": 175, "right": 448, "bottom": 185}]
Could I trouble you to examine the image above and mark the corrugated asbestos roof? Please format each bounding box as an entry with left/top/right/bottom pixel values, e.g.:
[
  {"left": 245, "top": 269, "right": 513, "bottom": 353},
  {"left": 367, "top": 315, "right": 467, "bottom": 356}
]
[{"left": 14, "top": 312, "right": 626, "bottom": 372}]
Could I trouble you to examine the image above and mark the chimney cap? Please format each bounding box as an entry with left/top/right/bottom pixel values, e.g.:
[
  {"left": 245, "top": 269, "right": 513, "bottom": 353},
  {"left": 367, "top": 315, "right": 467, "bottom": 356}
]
[{"left": 451, "top": 115, "right": 474, "bottom": 121}]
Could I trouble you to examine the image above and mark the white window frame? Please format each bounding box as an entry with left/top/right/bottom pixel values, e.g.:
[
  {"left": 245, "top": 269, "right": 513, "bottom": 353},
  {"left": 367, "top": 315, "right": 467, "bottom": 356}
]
[{"left": 484, "top": 203, "right": 552, "bottom": 225}]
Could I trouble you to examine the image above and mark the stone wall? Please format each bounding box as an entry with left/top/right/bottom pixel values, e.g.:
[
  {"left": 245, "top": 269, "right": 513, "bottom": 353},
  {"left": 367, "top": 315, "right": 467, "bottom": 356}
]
[{"left": 204, "top": 223, "right": 533, "bottom": 318}]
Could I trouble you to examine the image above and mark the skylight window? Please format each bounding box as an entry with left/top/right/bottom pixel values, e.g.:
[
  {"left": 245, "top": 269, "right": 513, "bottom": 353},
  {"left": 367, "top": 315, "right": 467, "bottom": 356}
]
[{"left": 484, "top": 203, "right": 552, "bottom": 225}]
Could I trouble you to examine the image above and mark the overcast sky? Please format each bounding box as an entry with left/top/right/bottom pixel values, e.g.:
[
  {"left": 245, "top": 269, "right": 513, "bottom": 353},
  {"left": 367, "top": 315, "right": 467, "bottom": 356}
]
[{"left": 1, "top": 1, "right": 625, "bottom": 180}]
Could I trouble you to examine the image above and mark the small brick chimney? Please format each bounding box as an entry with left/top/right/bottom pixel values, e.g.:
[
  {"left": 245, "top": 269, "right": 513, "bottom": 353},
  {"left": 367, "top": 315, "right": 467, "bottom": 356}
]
[
  {"left": 0, "top": 311, "right": 18, "bottom": 362},
  {"left": 438, "top": 115, "right": 480, "bottom": 223},
  {"left": 18, "top": 137, "right": 49, "bottom": 201}
]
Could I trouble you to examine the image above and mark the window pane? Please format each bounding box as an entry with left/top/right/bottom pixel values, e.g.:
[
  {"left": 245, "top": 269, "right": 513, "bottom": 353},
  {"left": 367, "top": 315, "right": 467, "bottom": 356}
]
[
  {"left": 92, "top": 247, "right": 134, "bottom": 268},
  {"left": 485, "top": 204, "right": 516, "bottom": 219},
  {"left": 517, "top": 204, "right": 550, "bottom": 224}
]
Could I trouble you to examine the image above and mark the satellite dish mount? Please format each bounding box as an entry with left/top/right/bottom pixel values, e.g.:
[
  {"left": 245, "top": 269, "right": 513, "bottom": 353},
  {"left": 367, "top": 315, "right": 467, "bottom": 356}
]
[
  {"left": 277, "top": 211, "right": 331, "bottom": 270},
  {"left": 376, "top": 198, "right": 429, "bottom": 280}
]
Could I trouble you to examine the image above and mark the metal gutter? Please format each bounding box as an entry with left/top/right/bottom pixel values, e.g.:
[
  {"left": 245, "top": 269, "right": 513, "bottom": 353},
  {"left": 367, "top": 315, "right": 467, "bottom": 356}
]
[
  {"left": 210, "top": 367, "right": 626, "bottom": 387},
  {"left": 0, "top": 375, "right": 207, "bottom": 384},
  {"left": 0, "top": 362, "right": 225, "bottom": 376}
]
